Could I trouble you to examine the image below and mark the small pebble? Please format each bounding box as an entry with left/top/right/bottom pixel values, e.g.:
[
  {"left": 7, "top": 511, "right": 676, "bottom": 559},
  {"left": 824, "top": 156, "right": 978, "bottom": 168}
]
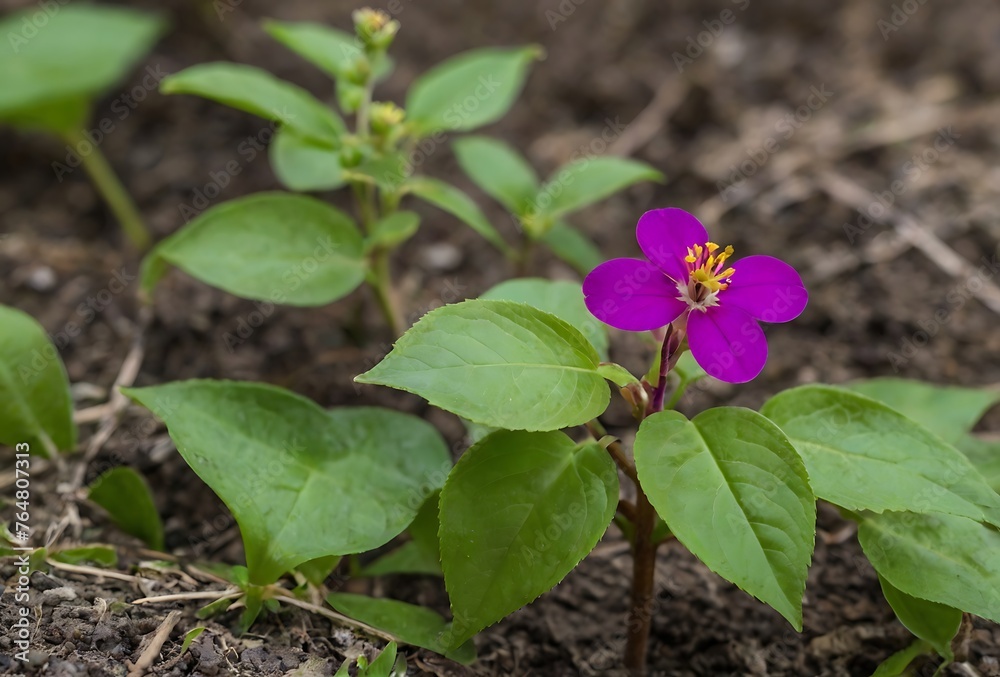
[
  {"left": 419, "top": 242, "right": 463, "bottom": 271},
  {"left": 41, "top": 587, "right": 78, "bottom": 605},
  {"left": 28, "top": 266, "right": 58, "bottom": 291}
]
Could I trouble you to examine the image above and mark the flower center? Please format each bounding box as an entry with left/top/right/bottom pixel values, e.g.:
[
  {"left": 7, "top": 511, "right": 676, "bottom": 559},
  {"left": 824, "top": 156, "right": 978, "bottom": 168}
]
[{"left": 676, "top": 242, "right": 736, "bottom": 311}]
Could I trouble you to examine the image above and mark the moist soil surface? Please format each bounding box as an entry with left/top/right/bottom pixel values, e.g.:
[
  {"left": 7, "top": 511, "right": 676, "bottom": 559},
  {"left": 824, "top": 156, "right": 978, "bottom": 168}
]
[{"left": 2, "top": 0, "right": 1000, "bottom": 675}]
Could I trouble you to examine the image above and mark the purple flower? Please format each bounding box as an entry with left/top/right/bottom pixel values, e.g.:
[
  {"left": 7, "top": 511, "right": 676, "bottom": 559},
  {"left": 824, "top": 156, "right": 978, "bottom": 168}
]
[{"left": 583, "top": 208, "right": 807, "bottom": 383}]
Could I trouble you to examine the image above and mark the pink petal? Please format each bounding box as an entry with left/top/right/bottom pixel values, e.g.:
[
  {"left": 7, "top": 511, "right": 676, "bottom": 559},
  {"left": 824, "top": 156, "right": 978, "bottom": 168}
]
[
  {"left": 636, "top": 208, "right": 709, "bottom": 283},
  {"left": 583, "top": 258, "right": 688, "bottom": 332},
  {"left": 687, "top": 305, "right": 767, "bottom": 383},
  {"left": 721, "top": 255, "right": 808, "bottom": 323}
]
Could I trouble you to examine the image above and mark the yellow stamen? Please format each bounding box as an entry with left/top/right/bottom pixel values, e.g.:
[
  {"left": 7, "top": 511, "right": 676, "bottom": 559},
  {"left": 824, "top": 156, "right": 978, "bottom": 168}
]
[{"left": 685, "top": 241, "right": 737, "bottom": 293}]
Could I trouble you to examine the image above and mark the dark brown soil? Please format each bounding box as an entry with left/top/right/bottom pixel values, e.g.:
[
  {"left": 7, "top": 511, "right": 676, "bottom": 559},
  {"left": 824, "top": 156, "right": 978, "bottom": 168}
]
[{"left": 3, "top": 0, "right": 1000, "bottom": 675}]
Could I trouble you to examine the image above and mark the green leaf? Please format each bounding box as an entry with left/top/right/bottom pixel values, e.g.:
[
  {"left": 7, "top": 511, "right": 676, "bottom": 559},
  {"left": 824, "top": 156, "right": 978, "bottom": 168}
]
[
  {"left": 180, "top": 627, "right": 207, "bottom": 654},
  {"left": 88, "top": 467, "right": 164, "bottom": 550},
  {"left": 673, "top": 351, "right": 708, "bottom": 385},
  {"left": 362, "top": 492, "right": 441, "bottom": 577},
  {"left": 439, "top": 430, "right": 618, "bottom": 647},
  {"left": 1, "top": 96, "right": 89, "bottom": 135},
  {"left": 296, "top": 555, "right": 341, "bottom": 587},
  {"left": 263, "top": 20, "right": 393, "bottom": 83},
  {"left": 50, "top": 545, "right": 118, "bottom": 568},
  {"left": 0, "top": 305, "right": 75, "bottom": 455},
  {"left": 124, "top": 381, "right": 450, "bottom": 584},
  {"left": 452, "top": 136, "right": 539, "bottom": 214},
  {"left": 956, "top": 436, "right": 1000, "bottom": 493},
  {"left": 151, "top": 192, "right": 365, "bottom": 306},
  {"left": 634, "top": 408, "right": 815, "bottom": 629},
  {"left": 327, "top": 594, "right": 475, "bottom": 664},
  {"left": 859, "top": 511, "right": 1000, "bottom": 623},
  {"left": 597, "top": 363, "right": 640, "bottom": 389},
  {"left": 405, "top": 177, "right": 511, "bottom": 255},
  {"left": 269, "top": 127, "right": 345, "bottom": 192},
  {"left": 406, "top": 46, "right": 541, "bottom": 135},
  {"left": 540, "top": 221, "right": 604, "bottom": 275},
  {"left": 536, "top": 157, "right": 663, "bottom": 219},
  {"left": 761, "top": 385, "right": 1000, "bottom": 526},
  {"left": 871, "top": 639, "right": 933, "bottom": 677},
  {"left": 480, "top": 278, "right": 608, "bottom": 361},
  {"left": 265, "top": 20, "right": 356, "bottom": 79},
  {"left": 160, "top": 63, "right": 344, "bottom": 144},
  {"left": 366, "top": 211, "right": 420, "bottom": 252},
  {"left": 355, "top": 300, "right": 609, "bottom": 431},
  {"left": 877, "top": 574, "right": 960, "bottom": 660},
  {"left": 847, "top": 378, "right": 1000, "bottom": 444},
  {"left": 363, "top": 641, "right": 397, "bottom": 677},
  {"left": 0, "top": 5, "right": 164, "bottom": 131}
]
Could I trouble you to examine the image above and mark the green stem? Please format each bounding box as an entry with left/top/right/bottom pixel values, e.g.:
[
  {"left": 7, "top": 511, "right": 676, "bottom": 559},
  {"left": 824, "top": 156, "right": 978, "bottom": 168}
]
[
  {"left": 371, "top": 250, "right": 403, "bottom": 336},
  {"left": 516, "top": 236, "right": 536, "bottom": 277},
  {"left": 63, "top": 129, "right": 150, "bottom": 251}
]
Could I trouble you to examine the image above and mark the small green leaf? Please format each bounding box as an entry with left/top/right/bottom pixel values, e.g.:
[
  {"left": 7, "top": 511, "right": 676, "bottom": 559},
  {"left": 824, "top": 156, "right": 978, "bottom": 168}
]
[
  {"left": 270, "top": 127, "right": 345, "bottom": 192},
  {"left": 859, "top": 511, "right": 1000, "bottom": 624},
  {"left": 196, "top": 596, "right": 236, "bottom": 620},
  {"left": 635, "top": 408, "right": 815, "bottom": 629},
  {"left": 296, "top": 555, "right": 341, "bottom": 587},
  {"left": 263, "top": 20, "right": 391, "bottom": 82},
  {"left": 761, "top": 385, "right": 1000, "bottom": 526},
  {"left": 50, "top": 546, "right": 118, "bottom": 568},
  {"left": 0, "top": 6, "right": 165, "bottom": 131},
  {"left": 540, "top": 221, "right": 604, "bottom": 275},
  {"left": 405, "top": 177, "right": 511, "bottom": 255},
  {"left": 673, "top": 352, "right": 708, "bottom": 385},
  {"left": 536, "top": 157, "right": 663, "bottom": 219},
  {"left": 327, "top": 594, "right": 475, "bottom": 664},
  {"left": 363, "top": 641, "right": 397, "bottom": 677},
  {"left": 452, "top": 136, "right": 539, "bottom": 214},
  {"left": 88, "top": 467, "right": 164, "bottom": 550},
  {"left": 480, "top": 278, "right": 608, "bottom": 360},
  {"left": 124, "top": 382, "right": 450, "bottom": 584},
  {"left": 847, "top": 378, "right": 1000, "bottom": 444},
  {"left": 356, "top": 300, "right": 610, "bottom": 431},
  {"left": 0, "top": 305, "right": 75, "bottom": 455},
  {"left": 597, "top": 363, "right": 639, "bottom": 389},
  {"left": 406, "top": 46, "right": 541, "bottom": 135},
  {"left": 160, "top": 63, "right": 344, "bottom": 144},
  {"left": 362, "top": 493, "right": 441, "bottom": 577},
  {"left": 1, "top": 96, "right": 89, "bottom": 135},
  {"left": 151, "top": 192, "right": 365, "bottom": 306},
  {"left": 366, "top": 211, "right": 420, "bottom": 251},
  {"left": 877, "top": 574, "right": 960, "bottom": 660},
  {"left": 181, "top": 627, "right": 207, "bottom": 654},
  {"left": 871, "top": 639, "right": 933, "bottom": 677},
  {"left": 439, "top": 430, "right": 618, "bottom": 647}
]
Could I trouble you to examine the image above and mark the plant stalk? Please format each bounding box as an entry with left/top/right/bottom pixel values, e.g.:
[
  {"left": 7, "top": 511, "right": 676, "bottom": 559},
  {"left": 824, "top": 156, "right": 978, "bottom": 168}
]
[
  {"left": 63, "top": 129, "right": 150, "bottom": 251},
  {"left": 624, "top": 326, "right": 682, "bottom": 675}
]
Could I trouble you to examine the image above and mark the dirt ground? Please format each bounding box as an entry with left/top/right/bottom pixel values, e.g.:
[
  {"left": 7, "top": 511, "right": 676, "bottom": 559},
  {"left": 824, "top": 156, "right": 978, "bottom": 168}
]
[{"left": 2, "top": 0, "right": 1000, "bottom": 674}]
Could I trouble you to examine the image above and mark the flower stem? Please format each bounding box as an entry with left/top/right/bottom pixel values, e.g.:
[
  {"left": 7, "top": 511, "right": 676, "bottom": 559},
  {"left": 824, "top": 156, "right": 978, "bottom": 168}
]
[
  {"left": 624, "top": 327, "right": 680, "bottom": 675},
  {"left": 63, "top": 129, "right": 150, "bottom": 251},
  {"left": 624, "top": 485, "right": 659, "bottom": 675}
]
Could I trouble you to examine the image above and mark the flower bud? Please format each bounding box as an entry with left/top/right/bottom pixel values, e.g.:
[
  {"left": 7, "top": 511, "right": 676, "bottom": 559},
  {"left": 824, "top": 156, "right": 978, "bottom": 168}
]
[
  {"left": 352, "top": 8, "right": 400, "bottom": 50},
  {"left": 370, "top": 102, "right": 405, "bottom": 137}
]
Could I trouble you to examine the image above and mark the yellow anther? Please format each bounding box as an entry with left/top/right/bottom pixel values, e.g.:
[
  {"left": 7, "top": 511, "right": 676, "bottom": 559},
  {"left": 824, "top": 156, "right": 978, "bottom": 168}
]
[{"left": 706, "top": 242, "right": 720, "bottom": 253}]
